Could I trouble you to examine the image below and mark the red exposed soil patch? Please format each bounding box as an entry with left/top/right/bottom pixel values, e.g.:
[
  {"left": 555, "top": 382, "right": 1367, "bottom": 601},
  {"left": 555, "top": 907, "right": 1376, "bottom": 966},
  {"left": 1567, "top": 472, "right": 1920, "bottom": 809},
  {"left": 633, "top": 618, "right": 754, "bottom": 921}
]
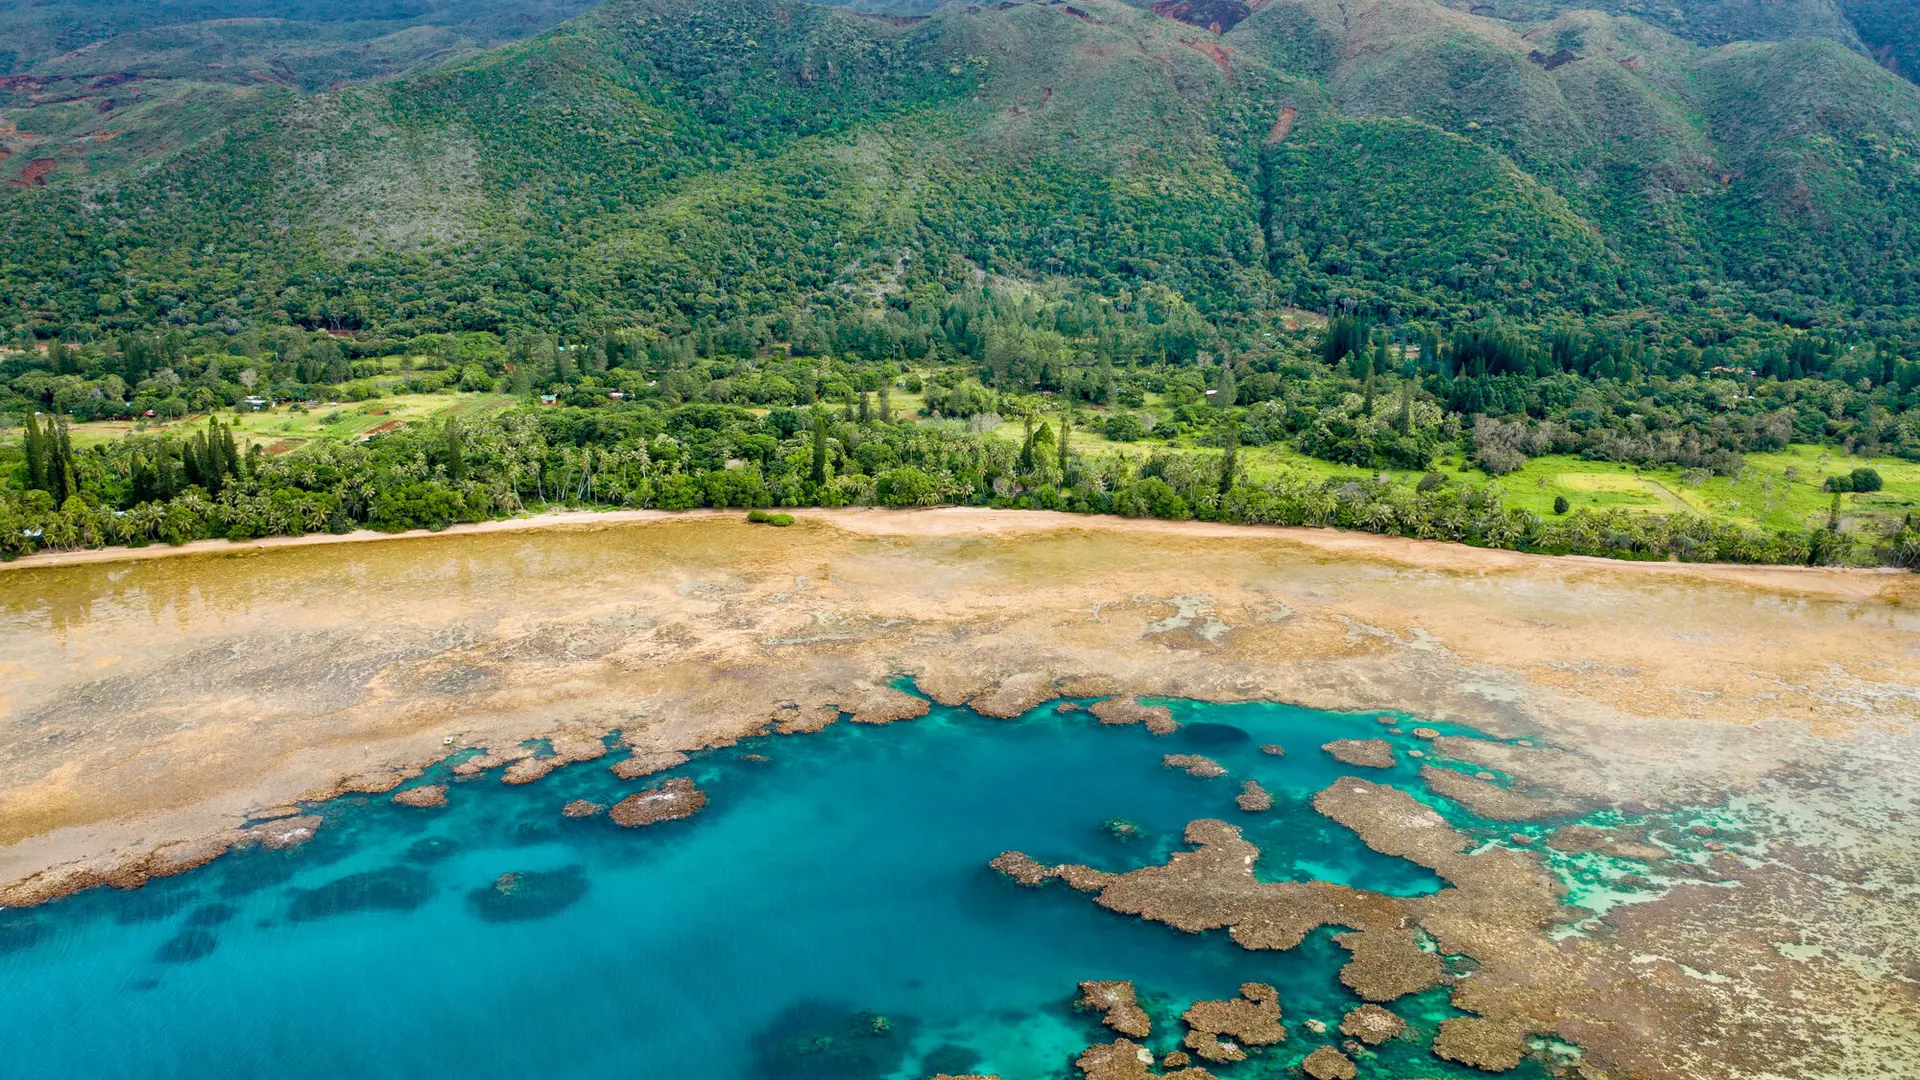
[
  {"left": 1151, "top": 0, "right": 1265, "bottom": 34},
  {"left": 363, "top": 419, "right": 404, "bottom": 439},
  {"left": 262, "top": 440, "right": 300, "bottom": 456},
  {"left": 1265, "top": 104, "right": 1296, "bottom": 145},
  {"left": 1180, "top": 38, "right": 1234, "bottom": 80},
  {"left": 8, "top": 158, "right": 57, "bottom": 187}
]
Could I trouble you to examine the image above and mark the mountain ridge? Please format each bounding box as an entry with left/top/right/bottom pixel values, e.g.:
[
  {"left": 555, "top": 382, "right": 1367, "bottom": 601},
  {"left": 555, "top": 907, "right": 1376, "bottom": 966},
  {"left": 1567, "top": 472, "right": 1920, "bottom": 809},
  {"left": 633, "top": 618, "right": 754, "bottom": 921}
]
[{"left": 1, "top": 0, "right": 1916, "bottom": 343}]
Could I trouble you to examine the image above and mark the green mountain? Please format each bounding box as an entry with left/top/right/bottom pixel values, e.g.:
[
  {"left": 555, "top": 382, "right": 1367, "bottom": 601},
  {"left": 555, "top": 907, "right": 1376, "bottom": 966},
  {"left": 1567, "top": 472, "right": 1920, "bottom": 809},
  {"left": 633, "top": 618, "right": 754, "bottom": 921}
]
[
  {"left": 2, "top": 0, "right": 1917, "bottom": 342},
  {"left": 0, "top": 0, "right": 602, "bottom": 185}
]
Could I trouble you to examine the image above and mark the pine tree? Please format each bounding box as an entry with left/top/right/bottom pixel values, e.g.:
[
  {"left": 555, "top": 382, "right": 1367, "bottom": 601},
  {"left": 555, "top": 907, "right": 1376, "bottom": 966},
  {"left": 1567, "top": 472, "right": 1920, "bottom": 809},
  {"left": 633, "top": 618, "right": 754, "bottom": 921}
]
[
  {"left": 1058, "top": 417, "right": 1071, "bottom": 478},
  {"left": 1018, "top": 415, "right": 1035, "bottom": 472},
  {"left": 445, "top": 419, "right": 466, "bottom": 483},
  {"left": 1219, "top": 420, "right": 1239, "bottom": 497},
  {"left": 879, "top": 383, "right": 891, "bottom": 423},
  {"left": 1396, "top": 380, "right": 1413, "bottom": 433},
  {"left": 223, "top": 422, "right": 244, "bottom": 480},
  {"left": 51, "top": 418, "right": 76, "bottom": 504},
  {"left": 810, "top": 412, "right": 828, "bottom": 487},
  {"left": 859, "top": 390, "right": 871, "bottom": 423},
  {"left": 1214, "top": 362, "right": 1235, "bottom": 408},
  {"left": 23, "top": 413, "right": 47, "bottom": 492}
]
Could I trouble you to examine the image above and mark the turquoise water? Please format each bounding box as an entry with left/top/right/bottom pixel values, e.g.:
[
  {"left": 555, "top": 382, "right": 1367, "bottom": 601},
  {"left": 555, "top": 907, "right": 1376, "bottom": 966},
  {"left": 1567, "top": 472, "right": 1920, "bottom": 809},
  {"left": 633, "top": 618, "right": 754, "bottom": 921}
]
[{"left": 0, "top": 698, "right": 1554, "bottom": 1079}]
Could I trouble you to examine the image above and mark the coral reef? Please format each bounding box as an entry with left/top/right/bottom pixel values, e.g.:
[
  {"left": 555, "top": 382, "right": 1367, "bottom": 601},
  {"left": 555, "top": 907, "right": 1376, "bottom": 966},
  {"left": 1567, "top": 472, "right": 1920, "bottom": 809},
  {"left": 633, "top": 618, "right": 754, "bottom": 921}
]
[
  {"left": 1234, "top": 780, "right": 1273, "bottom": 812},
  {"left": 1300, "top": 1046, "right": 1357, "bottom": 1080},
  {"left": 1420, "top": 766, "right": 1570, "bottom": 821},
  {"left": 1163, "top": 755, "right": 1227, "bottom": 778},
  {"left": 1332, "top": 929, "right": 1446, "bottom": 1001},
  {"left": 610, "top": 750, "right": 689, "bottom": 780},
  {"left": 1074, "top": 1039, "right": 1217, "bottom": 1080},
  {"left": 287, "top": 866, "right": 433, "bottom": 922},
  {"left": 391, "top": 785, "right": 448, "bottom": 808},
  {"left": 1321, "top": 739, "right": 1396, "bottom": 769},
  {"left": 1078, "top": 980, "right": 1151, "bottom": 1037},
  {"left": 609, "top": 777, "right": 707, "bottom": 828},
  {"left": 1090, "top": 698, "right": 1178, "bottom": 735},
  {"left": 154, "top": 928, "right": 218, "bottom": 964},
  {"left": 562, "top": 800, "right": 605, "bottom": 819},
  {"left": 467, "top": 866, "right": 590, "bottom": 922},
  {"left": 1180, "top": 983, "right": 1285, "bottom": 1063},
  {"left": 1338, "top": 1004, "right": 1405, "bottom": 1045}
]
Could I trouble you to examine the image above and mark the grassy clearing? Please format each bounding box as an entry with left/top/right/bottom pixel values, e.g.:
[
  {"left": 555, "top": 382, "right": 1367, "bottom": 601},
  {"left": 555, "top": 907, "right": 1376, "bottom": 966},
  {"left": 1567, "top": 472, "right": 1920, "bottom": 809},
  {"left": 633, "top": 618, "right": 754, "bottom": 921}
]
[
  {"left": 1477, "top": 449, "right": 1920, "bottom": 534},
  {"left": 40, "top": 393, "right": 517, "bottom": 451}
]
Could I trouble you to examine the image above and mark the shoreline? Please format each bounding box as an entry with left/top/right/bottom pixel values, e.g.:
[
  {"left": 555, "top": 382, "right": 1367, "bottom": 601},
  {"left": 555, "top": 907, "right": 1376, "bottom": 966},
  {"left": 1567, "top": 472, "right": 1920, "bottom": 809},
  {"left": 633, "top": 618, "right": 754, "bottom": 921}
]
[
  {"left": 0, "top": 505, "right": 1904, "bottom": 598},
  {"left": 2, "top": 504, "right": 1914, "bottom": 909}
]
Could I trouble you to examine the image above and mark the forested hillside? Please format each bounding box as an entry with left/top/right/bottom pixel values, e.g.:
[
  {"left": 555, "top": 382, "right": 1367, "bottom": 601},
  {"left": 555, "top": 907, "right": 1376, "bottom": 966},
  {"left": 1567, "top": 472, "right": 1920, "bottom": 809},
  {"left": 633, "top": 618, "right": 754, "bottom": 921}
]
[
  {"left": 0, "top": 0, "right": 602, "bottom": 184},
  {"left": 3, "top": 0, "right": 1917, "bottom": 341}
]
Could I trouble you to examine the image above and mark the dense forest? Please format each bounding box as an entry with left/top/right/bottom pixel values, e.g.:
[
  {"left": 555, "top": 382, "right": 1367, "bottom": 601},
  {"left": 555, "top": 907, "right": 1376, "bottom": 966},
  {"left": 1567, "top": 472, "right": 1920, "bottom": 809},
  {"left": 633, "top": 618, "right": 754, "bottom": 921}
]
[{"left": 4, "top": 285, "right": 1918, "bottom": 568}]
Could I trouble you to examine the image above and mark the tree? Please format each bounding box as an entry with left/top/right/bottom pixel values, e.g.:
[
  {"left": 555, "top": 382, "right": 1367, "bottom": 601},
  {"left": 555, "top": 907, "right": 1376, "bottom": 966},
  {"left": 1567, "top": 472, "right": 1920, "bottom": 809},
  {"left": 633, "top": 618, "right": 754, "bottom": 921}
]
[
  {"left": 1219, "top": 420, "right": 1239, "bottom": 496},
  {"left": 1058, "top": 417, "right": 1071, "bottom": 478},
  {"left": 879, "top": 383, "right": 891, "bottom": 423},
  {"left": 22, "top": 414, "right": 47, "bottom": 492},
  {"left": 810, "top": 412, "right": 828, "bottom": 487},
  {"left": 1850, "top": 467, "right": 1883, "bottom": 493},
  {"left": 444, "top": 419, "right": 466, "bottom": 483},
  {"left": 1553, "top": 495, "right": 1570, "bottom": 515},
  {"left": 1214, "top": 362, "right": 1235, "bottom": 408}
]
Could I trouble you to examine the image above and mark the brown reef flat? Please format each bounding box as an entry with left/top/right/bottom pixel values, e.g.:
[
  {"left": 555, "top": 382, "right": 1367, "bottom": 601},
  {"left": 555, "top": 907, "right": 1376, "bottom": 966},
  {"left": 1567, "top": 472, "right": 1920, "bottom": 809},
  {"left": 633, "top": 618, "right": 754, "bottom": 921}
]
[
  {"left": 1418, "top": 765, "right": 1570, "bottom": 821},
  {"left": 1078, "top": 980, "right": 1152, "bottom": 1038},
  {"left": 608, "top": 777, "right": 706, "bottom": 828},
  {"left": 1322, "top": 738, "right": 1397, "bottom": 769},
  {"left": 0, "top": 509, "right": 1916, "bottom": 1080},
  {"left": 1163, "top": 754, "right": 1227, "bottom": 778},
  {"left": 1179, "top": 982, "right": 1286, "bottom": 1063},
  {"left": 1235, "top": 780, "right": 1273, "bottom": 812},
  {"left": 391, "top": 785, "right": 447, "bottom": 809}
]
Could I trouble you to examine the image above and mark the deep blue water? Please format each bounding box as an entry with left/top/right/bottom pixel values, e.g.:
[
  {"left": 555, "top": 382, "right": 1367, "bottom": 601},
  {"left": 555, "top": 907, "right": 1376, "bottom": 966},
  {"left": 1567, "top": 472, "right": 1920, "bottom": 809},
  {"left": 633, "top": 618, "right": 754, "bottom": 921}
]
[{"left": 0, "top": 698, "right": 1553, "bottom": 1079}]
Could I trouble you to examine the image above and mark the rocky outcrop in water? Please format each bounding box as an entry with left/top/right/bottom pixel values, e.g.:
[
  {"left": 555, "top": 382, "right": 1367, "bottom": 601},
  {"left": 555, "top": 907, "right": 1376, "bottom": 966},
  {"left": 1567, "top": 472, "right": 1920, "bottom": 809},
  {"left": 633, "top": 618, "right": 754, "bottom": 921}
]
[
  {"left": 562, "top": 800, "right": 605, "bottom": 819},
  {"left": 1163, "top": 754, "right": 1227, "bottom": 778},
  {"left": 1074, "top": 1038, "right": 1217, "bottom": 1080},
  {"left": 1338, "top": 1003, "right": 1405, "bottom": 1044},
  {"left": 1091, "top": 698, "right": 1178, "bottom": 734},
  {"left": 609, "top": 777, "right": 707, "bottom": 827},
  {"left": 1235, "top": 780, "right": 1273, "bottom": 812},
  {"left": 246, "top": 816, "right": 323, "bottom": 851},
  {"left": 1321, "top": 739, "right": 1396, "bottom": 769},
  {"left": 1179, "top": 982, "right": 1285, "bottom": 1063},
  {"left": 610, "top": 750, "right": 689, "bottom": 780},
  {"left": 1078, "top": 980, "right": 1152, "bottom": 1037},
  {"left": 391, "top": 785, "right": 448, "bottom": 808},
  {"left": 1301, "top": 1046, "right": 1357, "bottom": 1079}
]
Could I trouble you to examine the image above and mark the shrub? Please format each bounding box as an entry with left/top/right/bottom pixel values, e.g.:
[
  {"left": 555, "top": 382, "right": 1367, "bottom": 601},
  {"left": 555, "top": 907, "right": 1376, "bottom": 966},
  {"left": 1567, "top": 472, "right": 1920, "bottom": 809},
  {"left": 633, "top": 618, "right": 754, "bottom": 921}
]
[
  {"left": 1824, "top": 474, "right": 1853, "bottom": 493},
  {"left": 1553, "top": 495, "right": 1570, "bottom": 515},
  {"left": 1104, "top": 411, "right": 1145, "bottom": 442},
  {"left": 876, "top": 466, "right": 938, "bottom": 507},
  {"left": 1850, "top": 467, "right": 1884, "bottom": 493},
  {"left": 1417, "top": 471, "right": 1448, "bottom": 493},
  {"left": 747, "top": 509, "right": 794, "bottom": 526}
]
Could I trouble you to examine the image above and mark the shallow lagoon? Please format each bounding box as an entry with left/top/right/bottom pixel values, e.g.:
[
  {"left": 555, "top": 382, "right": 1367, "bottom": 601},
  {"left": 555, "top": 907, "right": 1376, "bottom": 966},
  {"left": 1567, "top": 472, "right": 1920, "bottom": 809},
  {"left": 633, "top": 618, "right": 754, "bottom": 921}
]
[{"left": 0, "top": 697, "right": 1553, "bottom": 1080}]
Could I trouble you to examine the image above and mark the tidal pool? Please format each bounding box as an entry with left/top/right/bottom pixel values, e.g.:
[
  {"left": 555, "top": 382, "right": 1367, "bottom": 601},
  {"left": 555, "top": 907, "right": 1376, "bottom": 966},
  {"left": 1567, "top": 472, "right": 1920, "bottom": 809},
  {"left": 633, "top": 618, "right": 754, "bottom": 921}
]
[{"left": 0, "top": 697, "right": 1554, "bottom": 1080}]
